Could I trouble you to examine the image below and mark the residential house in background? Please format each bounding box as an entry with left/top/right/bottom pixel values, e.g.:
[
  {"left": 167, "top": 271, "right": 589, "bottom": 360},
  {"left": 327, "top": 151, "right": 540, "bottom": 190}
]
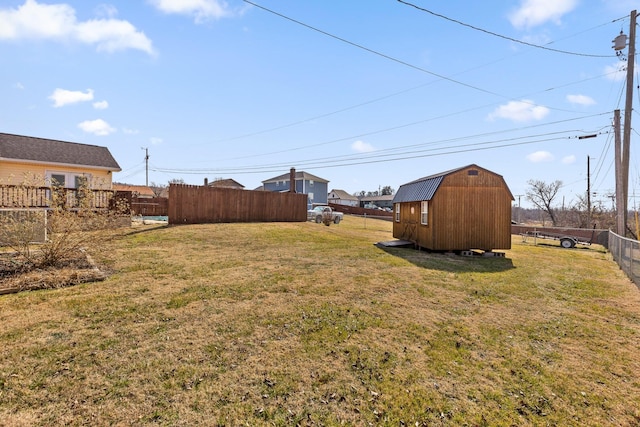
[
  {"left": 113, "top": 183, "right": 156, "bottom": 198},
  {"left": 205, "top": 178, "right": 245, "bottom": 189},
  {"left": 0, "top": 132, "right": 121, "bottom": 190},
  {"left": 392, "top": 164, "right": 513, "bottom": 252},
  {"left": 262, "top": 170, "right": 329, "bottom": 208},
  {"left": 359, "top": 194, "right": 394, "bottom": 210},
  {"left": 328, "top": 189, "right": 359, "bottom": 207}
]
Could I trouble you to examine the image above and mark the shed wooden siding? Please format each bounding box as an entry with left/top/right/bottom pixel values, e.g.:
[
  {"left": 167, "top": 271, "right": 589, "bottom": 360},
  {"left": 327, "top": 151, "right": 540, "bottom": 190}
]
[
  {"left": 0, "top": 160, "right": 113, "bottom": 189},
  {"left": 168, "top": 184, "right": 308, "bottom": 224},
  {"left": 393, "top": 166, "right": 513, "bottom": 251}
]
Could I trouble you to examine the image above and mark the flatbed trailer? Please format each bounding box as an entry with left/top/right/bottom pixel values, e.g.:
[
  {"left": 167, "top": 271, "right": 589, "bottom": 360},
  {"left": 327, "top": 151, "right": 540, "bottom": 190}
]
[
  {"left": 520, "top": 230, "right": 592, "bottom": 248},
  {"left": 512, "top": 224, "right": 608, "bottom": 249}
]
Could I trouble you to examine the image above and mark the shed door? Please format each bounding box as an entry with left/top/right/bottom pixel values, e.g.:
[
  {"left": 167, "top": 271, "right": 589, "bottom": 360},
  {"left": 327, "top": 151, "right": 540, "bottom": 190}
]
[{"left": 401, "top": 202, "right": 420, "bottom": 242}]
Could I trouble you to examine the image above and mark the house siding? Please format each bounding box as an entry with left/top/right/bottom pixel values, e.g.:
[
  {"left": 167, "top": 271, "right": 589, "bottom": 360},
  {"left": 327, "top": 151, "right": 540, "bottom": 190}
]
[{"left": 0, "top": 160, "right": 113, "bottom": 189}]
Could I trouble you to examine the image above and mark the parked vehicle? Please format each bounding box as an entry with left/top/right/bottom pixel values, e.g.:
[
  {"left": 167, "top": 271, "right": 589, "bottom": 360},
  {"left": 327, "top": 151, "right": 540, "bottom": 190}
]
[{"left": 307, "top": 205, "right": 343, "bottom": 225}]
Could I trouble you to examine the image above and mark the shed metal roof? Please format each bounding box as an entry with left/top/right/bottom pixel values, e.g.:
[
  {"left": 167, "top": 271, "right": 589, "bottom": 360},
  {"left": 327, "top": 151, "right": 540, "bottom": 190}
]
[
  {"left": 393, "top": 175, "right": 444, "bottom": 203},
  {"left": 0, "top": 132, "right": 121, "bottom": 171},
  {"left": 393, "top": 164, "right": 490, "bottom": 203}
]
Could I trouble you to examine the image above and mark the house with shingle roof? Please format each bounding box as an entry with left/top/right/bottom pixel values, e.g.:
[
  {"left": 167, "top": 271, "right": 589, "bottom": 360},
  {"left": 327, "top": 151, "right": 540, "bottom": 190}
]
[
  {"left": 206, "top": 178, "right": 245, "bottom": 189},
  {"left": 0, "top": 132, "right": 120, "bottom": 190},
  {"left": 262, "top": 170, "right": 329, "bottom": 208},
  {"left": 328, "top": 189, "right": 359, "bottom": 207}
]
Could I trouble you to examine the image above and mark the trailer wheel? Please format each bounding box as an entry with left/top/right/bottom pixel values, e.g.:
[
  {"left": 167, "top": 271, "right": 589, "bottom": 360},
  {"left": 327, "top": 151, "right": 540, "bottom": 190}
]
[
  {"left": 334, "top": 216, "right": 341, "bottom": 224},
  {"left": 560, "top": 238, "right": 575, "bottom": 248}
]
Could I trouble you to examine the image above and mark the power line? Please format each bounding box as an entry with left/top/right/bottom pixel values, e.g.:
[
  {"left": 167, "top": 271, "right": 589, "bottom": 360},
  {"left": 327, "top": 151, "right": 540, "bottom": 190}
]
[
  {"left": 150, "top": 135, "right": 576, "bottom": 175},
  {"left": 397, "top": 0, "right": 617, "bottom": 58},
  {"left": 242, "top": 0, "right": 506, "bottom": 98},
  {"left": 151, "top": 119, "right": 610, "bottom": 175},
  {"left": 217, "top": 0, "right": 614, "bottom": 163}
]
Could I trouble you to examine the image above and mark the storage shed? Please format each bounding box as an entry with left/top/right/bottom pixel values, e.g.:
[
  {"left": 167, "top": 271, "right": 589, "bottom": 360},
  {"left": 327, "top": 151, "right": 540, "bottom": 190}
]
[{"left": 392, "top": 164, "right": 514, "bottom": 251}]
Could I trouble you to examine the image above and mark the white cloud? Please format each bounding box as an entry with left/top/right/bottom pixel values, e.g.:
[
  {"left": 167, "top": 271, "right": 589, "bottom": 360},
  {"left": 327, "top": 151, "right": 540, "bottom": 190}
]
[
  {"left": 93, "top": 100, "right": 109, "bottom": 109},
  {"left": 49, "top": 88, "right": 94, "bottom": 107},
  {"left": 75, "top": 19, "right": 154, "bottom": 54},
  {"left": 149, "top": 0, "right": 231, "bottom": 23},
  {"left": 566, "top": 94, "right": 595, "bottom": 106},
  {"left": 78, "top": 119, "right": 115, "bottom": 136},
  {"left": 95, "top": 4, "right": 118, "bottom": 19},
  {"left": 14, "top": 82, "right": 24, "bottom": 89},
  {"left": 351, "top": 140, "right": 375, "bottom": 153},
  {"left": 604, "top": 61, "right": 627, "bottom": 81},
  {"left": 123, "top": 128, "right": 139, "bottom": 134},
  {"left": 0, "top": 0, "right": 154, "bottom": 55},
  {"left": 509, "top": 0, "right": 578, "bottom": 29},
  {"left": 150, "top": 137, "right": 163, "bottom": 145},
  {"left": 488, "top": 99, "right": 549, "bottom": 122},
  {"left": 527, "top": 151, "right": 554, "bottom": 163},
  {"left": 562, "top": 155, "right": 576, "bottom": 164}
]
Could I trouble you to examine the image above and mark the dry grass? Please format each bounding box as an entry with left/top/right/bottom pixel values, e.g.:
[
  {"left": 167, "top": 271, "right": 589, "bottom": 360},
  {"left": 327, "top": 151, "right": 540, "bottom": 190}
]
[{"left": 0, "top": 216, "right": 639, "bottom": 426}]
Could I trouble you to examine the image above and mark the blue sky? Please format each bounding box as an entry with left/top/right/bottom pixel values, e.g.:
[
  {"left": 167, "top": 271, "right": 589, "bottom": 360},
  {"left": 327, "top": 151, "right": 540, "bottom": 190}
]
[{"left": 1, "top": 0, "right": 639, "bottom": 208}]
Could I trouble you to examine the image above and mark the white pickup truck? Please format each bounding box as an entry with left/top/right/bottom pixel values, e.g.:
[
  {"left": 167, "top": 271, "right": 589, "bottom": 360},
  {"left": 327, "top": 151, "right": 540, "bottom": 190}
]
[{"left": 307, "top": 205, "right": 343, "bottom": 225}]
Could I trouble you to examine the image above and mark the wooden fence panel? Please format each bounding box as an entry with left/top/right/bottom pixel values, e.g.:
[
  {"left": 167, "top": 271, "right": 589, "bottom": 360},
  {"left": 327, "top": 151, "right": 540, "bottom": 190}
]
[
  {"left": 329, "top": 203, "right": 393, "bottom": 220},
  {"left": 168, "top": 184, "right": 307, "bottom": 224}
]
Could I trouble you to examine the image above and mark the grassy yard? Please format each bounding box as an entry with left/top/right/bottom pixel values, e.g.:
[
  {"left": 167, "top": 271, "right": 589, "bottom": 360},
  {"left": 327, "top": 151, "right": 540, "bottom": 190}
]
[{"left": 1, "top": 216, "right": 639, "bottom": 426}]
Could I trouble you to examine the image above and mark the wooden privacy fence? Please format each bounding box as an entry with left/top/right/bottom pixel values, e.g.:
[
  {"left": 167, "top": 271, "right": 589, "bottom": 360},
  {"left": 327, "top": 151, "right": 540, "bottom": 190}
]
[
  {"left": 329, "top": 203, "right": 393, "bottom": 220},
  {"left": 114, "top": 191, "right": 168, "bottom": 216},
  {"left": 168, "top": 184, "right": 308, "bottom": 224}
]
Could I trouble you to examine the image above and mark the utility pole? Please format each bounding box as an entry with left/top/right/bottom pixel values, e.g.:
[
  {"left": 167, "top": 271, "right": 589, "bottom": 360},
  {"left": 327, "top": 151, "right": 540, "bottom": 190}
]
[
  {"left": 615, "top": 109, "right": 624, "bottom": 234},
  {"left": 587, "top": 155, "right": 591, "bottom": 223},
  {"left": 619, "top": 10, "right": 637, "bottom": 235},
  {"left": 515, "top": 194, "right": 524, "bottom": 223},
  {"left": 142, "top": 147, "right": 149, "bottom": 186}
]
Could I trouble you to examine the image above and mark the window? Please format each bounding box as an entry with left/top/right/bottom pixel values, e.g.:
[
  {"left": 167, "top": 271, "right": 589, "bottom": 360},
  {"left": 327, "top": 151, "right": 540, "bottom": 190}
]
[
  {"left": 50, "top": 173, "right": 66, "bottom": 187},
  {"left": 421, "top": 201, "right": 428, "bottom": 225},
  {"left": 75, "top": 175, "right": 88, "bottom": 189},
  {"left": 308, "top": 192, "right": 314, "bottom": 201},
  {"left": 309, "top": 180, "right": 314, "bottom": 185},
  {"left": 46, "top": 171, "right": 91, "bottom": 189},
  {"left": 395, "top": 203, "right": 400, "bottom": 222}
]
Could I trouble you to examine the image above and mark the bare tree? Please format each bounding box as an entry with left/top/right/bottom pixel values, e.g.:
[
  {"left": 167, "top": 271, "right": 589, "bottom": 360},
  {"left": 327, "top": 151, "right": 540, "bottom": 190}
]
[
  {"left": 526, "top": 179, "right": 562, "bottom": 226},
  {"left": 381, "top": 186, "right": 395, "bottom": 196},
  {"left": 149, "top": 181, "right": 167, "bottom": 197}
]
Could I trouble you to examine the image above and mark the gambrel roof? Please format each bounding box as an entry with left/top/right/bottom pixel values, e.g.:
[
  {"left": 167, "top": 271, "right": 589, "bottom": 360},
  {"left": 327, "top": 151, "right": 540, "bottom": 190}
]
[
  {"left": 0, "top": 133, "right": 121, "bottom": 171},
  {"left": 393, "top": 164, "right": 512, "bottom": 203}
]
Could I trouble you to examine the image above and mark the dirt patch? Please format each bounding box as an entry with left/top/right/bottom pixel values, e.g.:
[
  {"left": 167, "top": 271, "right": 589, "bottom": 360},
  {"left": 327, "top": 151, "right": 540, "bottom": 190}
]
[{"left": 0, "top": 251, "right": 106, "bottom": 295}]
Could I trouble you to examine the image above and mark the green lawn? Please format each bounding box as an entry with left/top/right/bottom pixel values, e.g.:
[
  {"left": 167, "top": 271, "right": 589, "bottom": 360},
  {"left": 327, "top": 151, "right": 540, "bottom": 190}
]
[{"left": 1, "top": 216, "right": 639, "bottom": 426}]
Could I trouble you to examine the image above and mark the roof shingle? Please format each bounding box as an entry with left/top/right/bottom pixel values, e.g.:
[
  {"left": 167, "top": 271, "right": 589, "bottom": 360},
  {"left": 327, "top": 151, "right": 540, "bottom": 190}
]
[{"left": 0, "top": 133, "right": 121, "bottom": 171}]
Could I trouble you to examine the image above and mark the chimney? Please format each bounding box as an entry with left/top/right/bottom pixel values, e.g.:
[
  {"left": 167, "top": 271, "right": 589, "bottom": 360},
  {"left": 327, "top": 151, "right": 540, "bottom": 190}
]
[
  {"left": 204, "top": 178, "right": 209, "bottom": 186},
  {"left": 289, "top": 168, "right": 296, "bottom": 193}
]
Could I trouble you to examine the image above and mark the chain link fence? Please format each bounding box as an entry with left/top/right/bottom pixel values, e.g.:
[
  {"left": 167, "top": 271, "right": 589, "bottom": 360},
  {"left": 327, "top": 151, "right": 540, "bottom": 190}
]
[{"left": 609, "top": 230, "right": 640, "bottom": 288}]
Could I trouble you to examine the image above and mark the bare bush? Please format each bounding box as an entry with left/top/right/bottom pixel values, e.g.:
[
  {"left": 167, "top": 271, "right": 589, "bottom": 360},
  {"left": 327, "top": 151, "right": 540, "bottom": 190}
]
[{"left": 0, "top": 174, "right": 129, "bottom": 270}]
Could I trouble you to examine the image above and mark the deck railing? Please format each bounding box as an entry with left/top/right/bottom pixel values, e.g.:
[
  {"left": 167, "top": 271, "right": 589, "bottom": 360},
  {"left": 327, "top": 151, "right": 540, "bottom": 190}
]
[{"left": 0, "top": 185, "right": 116, "bottom": 210}]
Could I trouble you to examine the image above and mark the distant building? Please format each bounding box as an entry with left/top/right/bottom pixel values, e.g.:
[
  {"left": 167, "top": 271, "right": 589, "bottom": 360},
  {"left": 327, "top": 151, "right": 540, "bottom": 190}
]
[
  {"left": 113, "top": 183, "right": 156, "bottom": 198},
  {"left": 328, "top": 189, "right": 359, "bottom": 207},
  {"left": 206, "top": 178, "right": 245, "bottom": 189},
  {"left": 359, "top": 194, "right": 394, "bottom": 209},
  {"left": 262, "top": 170, "right": 328, "bottom": 208}
]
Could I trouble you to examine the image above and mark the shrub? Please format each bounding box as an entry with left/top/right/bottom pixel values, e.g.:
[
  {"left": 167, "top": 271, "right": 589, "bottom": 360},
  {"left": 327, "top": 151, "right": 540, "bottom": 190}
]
[{"left": 0, "top": 174, "right": 129, "bottom": 269}]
